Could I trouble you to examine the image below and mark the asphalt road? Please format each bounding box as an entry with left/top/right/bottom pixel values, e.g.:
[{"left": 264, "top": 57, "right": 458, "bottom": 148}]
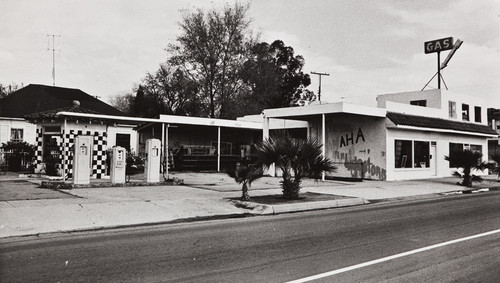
[{"left": 1, "top": 192, "right": 499, "bottom": 282}]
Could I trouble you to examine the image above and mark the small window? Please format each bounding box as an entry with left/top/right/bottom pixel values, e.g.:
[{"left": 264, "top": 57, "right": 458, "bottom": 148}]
[
  {"left": 474, "top": 106, "right": 481, "bottom": 123},
  {"left": 10, "top": 128, "right": 23, "bottom": 143},
  {"left": 470, "top": 144, "right": 482, "bottom": 154},
  {"left": 462, "top": 104, "right": 469, "bottom": 121},
  {"left": 410, "top": 100, "right": 427, "bottom": 107},
  {"left": 44, "top": 126, "right": 61, "bottom": 133},
  {"left": 448, "top": 101, "right": 457, "bottom": 119}
]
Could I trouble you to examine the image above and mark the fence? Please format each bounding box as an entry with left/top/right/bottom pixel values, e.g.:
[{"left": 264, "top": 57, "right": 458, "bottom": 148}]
[{"left": 0, "top": 149, "right": 35, "bottom": 172}]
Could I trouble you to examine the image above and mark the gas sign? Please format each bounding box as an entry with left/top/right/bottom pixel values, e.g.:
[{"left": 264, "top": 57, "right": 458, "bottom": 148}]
[{"left": 424, "top": 37, "right": 454, "bottom": 54}]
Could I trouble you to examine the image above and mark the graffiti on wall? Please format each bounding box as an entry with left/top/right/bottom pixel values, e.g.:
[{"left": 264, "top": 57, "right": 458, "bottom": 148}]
[
  {"left": 340, "top": 128, "right": 365, "bottom": 148},
  {"left": 334, "top": 150, "right": 386, "bottom": 180}
]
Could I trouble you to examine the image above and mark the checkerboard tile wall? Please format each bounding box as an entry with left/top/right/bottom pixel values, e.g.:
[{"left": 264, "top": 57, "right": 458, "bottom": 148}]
[{"left": 61, "top": 130, "right": 107, "bottom": 179}]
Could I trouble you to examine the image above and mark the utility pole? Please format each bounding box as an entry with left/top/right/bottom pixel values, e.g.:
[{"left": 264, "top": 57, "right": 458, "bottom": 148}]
[
  {"left": 311, "top": 71, "right": 329, "bottom": 102},
  {"left": 47, "top": 34, "right": 61, "bottom": 86}
]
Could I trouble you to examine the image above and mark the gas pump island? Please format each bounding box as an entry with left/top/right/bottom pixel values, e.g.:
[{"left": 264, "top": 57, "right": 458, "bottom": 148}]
[{"left": 110, "top": 146, "right": 126, "bottom": 184}]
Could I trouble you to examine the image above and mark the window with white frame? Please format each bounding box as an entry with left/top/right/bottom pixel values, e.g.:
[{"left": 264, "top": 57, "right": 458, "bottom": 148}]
[
  {"left": 448, "top": 101, "right": 457, "bottom": 119},
  {"left": 10, "top": 128, "right": 23, "bottom": 143},
  {"left": 474, "top": 106, "right": 481, "bottom": 123},
  {"left": 395, "top": 139, "right": 430, "bottom": 169}
]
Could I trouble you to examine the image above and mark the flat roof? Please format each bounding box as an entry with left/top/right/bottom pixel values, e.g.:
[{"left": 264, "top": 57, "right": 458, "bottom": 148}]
[
  {"left": 263, "top": 102, "right": 387, "bottom": 119},
  {"left": 55, "top": 112, "right": 263, "bottom": 130}
]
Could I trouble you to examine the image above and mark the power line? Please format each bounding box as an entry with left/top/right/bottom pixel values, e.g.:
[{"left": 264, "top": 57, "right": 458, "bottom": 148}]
[{"left": 47, "top": 34, "right": 61, "bottom": 86}]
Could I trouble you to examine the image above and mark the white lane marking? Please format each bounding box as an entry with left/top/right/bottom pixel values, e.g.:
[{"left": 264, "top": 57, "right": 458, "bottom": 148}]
[{"left": 287, "top": 228, "right": 500, "bottom": 283}]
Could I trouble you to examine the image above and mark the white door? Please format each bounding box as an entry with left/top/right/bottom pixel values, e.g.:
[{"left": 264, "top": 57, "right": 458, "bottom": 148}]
[{"left": 430, "top": 144, "right": 437, "bottom": 176}]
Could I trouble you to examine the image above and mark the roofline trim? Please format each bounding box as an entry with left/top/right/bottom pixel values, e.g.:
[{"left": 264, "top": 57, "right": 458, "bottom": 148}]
[
  {"left": 262, "top": 102, "right": 387, "bottom": 118},
  {"left": 393, "top": 124, "right": 499, "bottom": 138},
  {"left": 56, "top": 112, "right": 264, "bottom": 129}
]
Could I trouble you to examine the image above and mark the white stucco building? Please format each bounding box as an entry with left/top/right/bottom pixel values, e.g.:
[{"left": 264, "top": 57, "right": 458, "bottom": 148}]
[{"left": 262, "top": 89, "right": 498, "bottom": 181}]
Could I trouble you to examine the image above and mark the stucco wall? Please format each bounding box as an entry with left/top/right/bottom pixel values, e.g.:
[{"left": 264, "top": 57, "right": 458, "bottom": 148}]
[
  {"left": 309, "top": 114, "right": 387, "bottom": 180},
  {"left": 377, "top": 89, "right": 442, "bottom": 109}
]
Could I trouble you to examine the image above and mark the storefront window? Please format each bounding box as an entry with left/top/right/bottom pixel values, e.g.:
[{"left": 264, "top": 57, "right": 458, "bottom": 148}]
[
  {"left": 395, "top": 140, "right": 412, "bottom": 168},
  {"left": 414, "top": 141, "right": 430, "bottom": 168},
  {"left": 395, "top": 140, "right": 430, "bottom": 169}
]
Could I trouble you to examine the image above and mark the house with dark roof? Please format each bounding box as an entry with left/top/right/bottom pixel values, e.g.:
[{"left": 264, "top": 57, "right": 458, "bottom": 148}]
[
  {"left": 0, "top": 84, "right": 137, "bottom": 176},
  {"left": 261, "top": 89, "right": 498, "bottom": 181}
]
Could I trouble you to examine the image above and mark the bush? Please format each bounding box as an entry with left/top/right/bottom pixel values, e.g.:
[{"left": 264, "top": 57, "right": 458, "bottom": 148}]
[{"left": 1, "top": 141, "right": 36, "bottom": 172}]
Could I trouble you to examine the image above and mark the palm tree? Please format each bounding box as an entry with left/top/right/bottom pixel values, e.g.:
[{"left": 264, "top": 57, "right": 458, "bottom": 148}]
[
  {"left": 227, "top": 159, "right": 263, "bottom": 201},
  {"left": 254, "top": 134, "right": 336, "bottom": 200},
  {"left": 490, "top": 154, "right": 500, "bottom": 179},
  {"left": 445, "top": 149, "right": 490, "bottom": 187}
]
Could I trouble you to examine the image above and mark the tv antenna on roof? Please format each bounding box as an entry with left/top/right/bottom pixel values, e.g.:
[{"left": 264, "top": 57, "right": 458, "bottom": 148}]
[{"left": 47, "top": 34, "right": 61, "bottom": 86}]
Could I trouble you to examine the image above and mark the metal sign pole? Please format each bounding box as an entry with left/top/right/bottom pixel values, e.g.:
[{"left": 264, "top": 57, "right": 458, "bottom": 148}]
[{"left": 437, "top": 51, "right": 441, "bottom": 90}]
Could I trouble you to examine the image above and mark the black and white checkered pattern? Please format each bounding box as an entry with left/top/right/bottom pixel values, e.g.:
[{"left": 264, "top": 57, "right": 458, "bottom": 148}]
[
  {"left": 34, "top": 128, "right": 44, "bottom": 172},
  {"left": 33, "top": 127, "right": 108, "bottom": 179}
]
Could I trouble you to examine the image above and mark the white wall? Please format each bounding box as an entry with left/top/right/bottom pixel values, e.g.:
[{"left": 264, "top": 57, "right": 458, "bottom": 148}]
[
  {"left": 0, "top": 118, "right": 37, "bottom": 145},
  {"left": 106, "top": 124, "right": 138, "bottom": 154},
  {"left": 385, "top": 101, "right": 444, "bottom": 119},
  {"left": 441, "top": 90, "right": 489, "bottom": 125},
  {"left": 386, "top": 128, "right": 489, "bottom": 181}
]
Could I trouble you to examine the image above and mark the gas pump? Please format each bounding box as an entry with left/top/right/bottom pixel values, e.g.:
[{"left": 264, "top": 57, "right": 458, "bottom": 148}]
[
  {"left": 73, "top": 135, "right": 92, "bottom": 185},
  {"left": 145, "top": 139, "right": 161, "bottom": 183},
  {"left": 110, "top": 146, "right": 126, "bottom": 184}
]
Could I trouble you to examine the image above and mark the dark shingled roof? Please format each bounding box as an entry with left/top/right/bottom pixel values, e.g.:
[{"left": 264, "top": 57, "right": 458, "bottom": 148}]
[
  {"left": 387, "top": 112, "right": 498, "bottom": 135},
  {"left": 24, "top": 104, "right": 99, "bottom": 120},
  {"left": 0, "top": 84, "right": 124, "bottom": 118}
]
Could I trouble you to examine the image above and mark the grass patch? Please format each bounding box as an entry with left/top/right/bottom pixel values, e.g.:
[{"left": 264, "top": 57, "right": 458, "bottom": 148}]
[{"left": 241, "top": 192, "right": 351, "bottom": 205}]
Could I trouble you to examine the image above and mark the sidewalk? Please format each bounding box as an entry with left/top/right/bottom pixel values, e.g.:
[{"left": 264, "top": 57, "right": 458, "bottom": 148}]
[{"left": 1, "top": 172, "right": 499, "bottom": 239}]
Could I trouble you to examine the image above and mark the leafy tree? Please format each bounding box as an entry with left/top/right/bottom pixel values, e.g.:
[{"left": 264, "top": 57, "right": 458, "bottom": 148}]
[
  {"left": 238, "top": 40, "right": 314, "bottom": 116},
  {"left": 227, "top": 158, "right": 263, "bottom": 200},
  {"left": 445, "top": 150, "right": 491, "bottom": 187},
  {"left": 254, "top": 133, "right": 336, "bottom": 200},
  {"left": 167, "top": 2, "right": 255, "bottom": 119}
]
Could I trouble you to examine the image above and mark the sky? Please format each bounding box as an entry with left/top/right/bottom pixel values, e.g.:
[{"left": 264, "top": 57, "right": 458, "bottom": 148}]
[{"left": 1, "top": 0, "right": 499, "bottom": 108}]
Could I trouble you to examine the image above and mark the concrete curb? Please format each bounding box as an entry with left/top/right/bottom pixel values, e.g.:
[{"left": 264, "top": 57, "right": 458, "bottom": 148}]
[{"left": 232, "top": 197, "right": 369, "bottom": 215}]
